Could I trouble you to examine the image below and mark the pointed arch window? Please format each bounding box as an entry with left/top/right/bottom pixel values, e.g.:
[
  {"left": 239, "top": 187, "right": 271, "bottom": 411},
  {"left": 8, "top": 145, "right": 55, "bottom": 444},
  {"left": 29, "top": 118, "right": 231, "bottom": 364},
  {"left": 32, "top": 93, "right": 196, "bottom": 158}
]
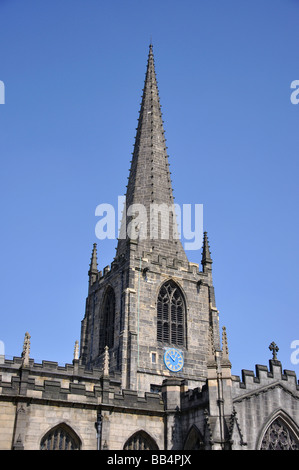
[
  {"left": 99, "top": 287, "right": 115, "bottom": 353},
  {"left": 184, "top": 425, "right": 204, "bottom": 450},
  {"left": 123, "top": 431, "right": 159, "bottom": 450},
  {"left": 157, "top": 280, "right": 186, "bottom": 347},
  {"left": 40, "top": 424, "right": 80, "bottom": 450},
  {"left": 260, "top": 417, "right": 299, "bottom": 450}
]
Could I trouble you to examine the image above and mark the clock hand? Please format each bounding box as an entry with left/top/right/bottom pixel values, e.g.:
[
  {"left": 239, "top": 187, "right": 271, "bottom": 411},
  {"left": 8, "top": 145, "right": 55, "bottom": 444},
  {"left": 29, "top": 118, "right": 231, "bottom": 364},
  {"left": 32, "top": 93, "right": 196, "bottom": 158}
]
[{"left": 169, "top": 354, "right": 175, "bottom": 362}]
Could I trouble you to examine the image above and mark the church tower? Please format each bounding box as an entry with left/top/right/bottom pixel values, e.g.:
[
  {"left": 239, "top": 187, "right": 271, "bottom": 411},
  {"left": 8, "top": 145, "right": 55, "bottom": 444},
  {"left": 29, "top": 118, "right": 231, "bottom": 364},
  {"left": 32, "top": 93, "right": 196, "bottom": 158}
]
[
  {"left": 1, "top": 44, "right": 298, "bottom": 452},
  {"left": 1, "top": 44, "right": 299, "bottom": 452},
  {"left": 79, "top": 45, "right": 221, "bottom": 392}
]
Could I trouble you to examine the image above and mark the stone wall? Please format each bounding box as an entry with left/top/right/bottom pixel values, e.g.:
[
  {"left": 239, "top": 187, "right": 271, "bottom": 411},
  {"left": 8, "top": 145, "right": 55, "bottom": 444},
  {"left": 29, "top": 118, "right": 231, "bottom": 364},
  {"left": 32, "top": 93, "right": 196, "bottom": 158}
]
[
  {"left": 0, "top": 401, "right": 15, "bottom": 450},
  {"left": 82, "top": 248, "right": 219, "bottom": 393},
  {"left": 0, "top": 356, "right": 165, "bottom": 450},
  {"left": 231, "top": 360, "right": 299, "bottom": 449}
]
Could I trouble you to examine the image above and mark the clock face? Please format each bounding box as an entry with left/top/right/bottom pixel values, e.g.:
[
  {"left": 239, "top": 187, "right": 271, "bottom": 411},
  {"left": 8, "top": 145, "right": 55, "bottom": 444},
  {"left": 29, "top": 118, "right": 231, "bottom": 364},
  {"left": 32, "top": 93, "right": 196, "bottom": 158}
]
[{"left": 164, "top": 348, "right": 184, "bottom": 372}]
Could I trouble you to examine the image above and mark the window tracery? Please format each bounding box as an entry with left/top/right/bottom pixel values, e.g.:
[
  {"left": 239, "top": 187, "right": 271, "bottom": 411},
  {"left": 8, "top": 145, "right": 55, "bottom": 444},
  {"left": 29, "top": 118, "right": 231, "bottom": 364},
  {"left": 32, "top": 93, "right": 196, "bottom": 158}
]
[
  {"left": 157, "top": 280, "right": 185, "bottom": 346},
  {"left": 261, "top": 418, "right": 299, "bottom": 450},
  {"left": 40, "top": 424, "right": 80, "bottom": 450},
  {"left": 123, "top": 431, "right": 158, "bottom": 450}
]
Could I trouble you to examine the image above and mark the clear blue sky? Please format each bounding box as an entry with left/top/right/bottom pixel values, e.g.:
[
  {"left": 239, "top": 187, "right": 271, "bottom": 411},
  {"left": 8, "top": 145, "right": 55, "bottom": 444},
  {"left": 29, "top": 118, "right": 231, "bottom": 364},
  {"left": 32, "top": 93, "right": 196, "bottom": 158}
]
[{"left": 0, "top": 0, "right": 298, "bottom": 378}]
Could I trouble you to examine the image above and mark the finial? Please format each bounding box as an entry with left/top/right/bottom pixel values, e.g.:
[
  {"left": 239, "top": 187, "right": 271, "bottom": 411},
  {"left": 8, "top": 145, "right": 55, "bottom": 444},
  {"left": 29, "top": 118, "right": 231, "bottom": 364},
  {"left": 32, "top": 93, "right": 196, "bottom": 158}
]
[
  {"left": 148, "top": 41, "right": 154, "bottom": 60},
  {"left": 21, "top": 332, "right": 31, "bottom": 367},
  {"left": 74, "top": 340, "right": 79, "bottom": 361},
  {"left": 103, "top": 346, "right": 109, "bottom": 377},
  {"left": 149, "top": 37, "right": 154, "bottom": 52},
  {"left": 269, "top": 341, "right": 279, "bottom": 360}
]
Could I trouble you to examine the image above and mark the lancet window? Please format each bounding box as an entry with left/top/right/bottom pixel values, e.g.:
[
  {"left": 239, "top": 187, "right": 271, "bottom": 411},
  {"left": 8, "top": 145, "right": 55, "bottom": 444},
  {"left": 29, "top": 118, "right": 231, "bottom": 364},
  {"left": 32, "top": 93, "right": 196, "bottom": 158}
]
[{"left": 99, "top": 287, "right": 115, "bottom": 353}]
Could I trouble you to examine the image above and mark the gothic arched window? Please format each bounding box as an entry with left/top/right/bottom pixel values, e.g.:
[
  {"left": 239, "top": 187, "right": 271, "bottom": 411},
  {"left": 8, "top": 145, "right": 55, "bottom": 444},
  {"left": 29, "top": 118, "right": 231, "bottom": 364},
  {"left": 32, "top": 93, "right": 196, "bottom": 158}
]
[
  {"left": 157, "top": 280, "right": 185, "bottom": 346},
  {"left": 40, "top": 424, "right": 80, "bottom": 450},
  {"left": 184, "top": 425, "right": 204, "bottom": 450},
  {"left": 123, "top": 431, "right": 159, "bottom": 450},
  {"left": 99, "top": 287, "right": 115, "bottom": 353},
  {"left": 260, "top": 417, "right": 299, "bottom": 450}
]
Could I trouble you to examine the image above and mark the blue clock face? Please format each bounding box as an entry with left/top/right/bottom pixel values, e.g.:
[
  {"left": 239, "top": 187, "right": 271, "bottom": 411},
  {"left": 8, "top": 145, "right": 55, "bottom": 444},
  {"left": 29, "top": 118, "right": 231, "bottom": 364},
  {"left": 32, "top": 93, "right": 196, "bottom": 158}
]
[{"left": 164, "top": 348, "right": 184, "bottom": 372}]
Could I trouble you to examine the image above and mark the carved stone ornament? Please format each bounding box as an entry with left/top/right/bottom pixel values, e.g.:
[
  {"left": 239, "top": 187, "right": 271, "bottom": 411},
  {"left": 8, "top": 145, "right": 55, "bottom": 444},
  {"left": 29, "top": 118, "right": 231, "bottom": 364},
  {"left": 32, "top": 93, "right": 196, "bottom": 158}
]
[{"left": 261, "top": 418, "right": 299, "bottom": 450}]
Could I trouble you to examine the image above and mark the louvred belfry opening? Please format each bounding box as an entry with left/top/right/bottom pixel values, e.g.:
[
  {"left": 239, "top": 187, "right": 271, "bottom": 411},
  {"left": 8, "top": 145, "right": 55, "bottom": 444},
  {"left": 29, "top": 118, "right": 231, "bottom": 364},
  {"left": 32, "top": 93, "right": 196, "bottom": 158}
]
[{"left": 157, "top": 280, "right": 185, "bottom": 347}]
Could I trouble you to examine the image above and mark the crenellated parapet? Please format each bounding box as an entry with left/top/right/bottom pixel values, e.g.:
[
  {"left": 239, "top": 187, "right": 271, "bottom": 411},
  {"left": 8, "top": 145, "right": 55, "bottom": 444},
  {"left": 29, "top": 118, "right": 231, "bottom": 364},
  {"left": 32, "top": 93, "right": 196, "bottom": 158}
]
[
  {"left": 232, "top": 360, "right": 299, "bottom": 400},
  {"left": 0, "top": 355, "right": 164, "bottom": 414},
  {"left": 90, "top": 248, "right": 209, "bottom": 286},
  {"left": 112, "top": 389, "right": 164, "bottom": 414},
  {"left": 0, "top": 355, "right": 120, "bottom": 403},
  {"left": 229, "top": 358, "right": 299, "bottom": 450},
  {"left": 181, "top": 384, "right": 208, "bottom": 411}
]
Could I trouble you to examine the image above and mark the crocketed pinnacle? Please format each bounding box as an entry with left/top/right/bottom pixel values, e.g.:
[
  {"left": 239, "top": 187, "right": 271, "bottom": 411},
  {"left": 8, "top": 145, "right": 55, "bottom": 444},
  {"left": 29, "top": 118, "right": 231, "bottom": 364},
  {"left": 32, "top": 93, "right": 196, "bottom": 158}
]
[
  {"left": 116, "top": 45, "right": 188, "bottom": 263},
  {"left": 201, "top": 232, "right": 212, "bottom": 271},
  {"left": 88, "top": 243, "right": 98, "bottom": 284}
]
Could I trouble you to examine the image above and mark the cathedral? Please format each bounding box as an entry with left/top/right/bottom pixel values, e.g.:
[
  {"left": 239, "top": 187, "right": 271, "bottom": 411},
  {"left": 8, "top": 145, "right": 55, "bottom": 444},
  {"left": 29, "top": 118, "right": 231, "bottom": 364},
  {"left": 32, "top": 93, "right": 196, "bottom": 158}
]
[{"left": 0, "top": 45, "right": 298, "bottom": 451}]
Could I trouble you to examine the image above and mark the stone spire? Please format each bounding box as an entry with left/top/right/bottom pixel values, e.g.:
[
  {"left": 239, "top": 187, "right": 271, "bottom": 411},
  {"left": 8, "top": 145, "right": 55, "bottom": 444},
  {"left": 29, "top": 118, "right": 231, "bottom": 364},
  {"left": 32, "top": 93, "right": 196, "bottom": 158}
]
[
  {"left": 88, "top": 243, "right": 98, "bottom": 286},
  {"left": 201, "top": 232, "right": 213, "bottom": 272},
  {"left": 116, "top": 45, "right": 188, "bottom": 264}
]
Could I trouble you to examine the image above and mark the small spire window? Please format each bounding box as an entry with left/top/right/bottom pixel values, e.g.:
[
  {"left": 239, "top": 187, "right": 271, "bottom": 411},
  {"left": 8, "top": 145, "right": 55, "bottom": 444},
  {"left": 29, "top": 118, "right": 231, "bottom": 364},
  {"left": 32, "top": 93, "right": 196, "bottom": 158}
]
[{"left": 99, "top": 287, "right": 115, "bottom": 353}]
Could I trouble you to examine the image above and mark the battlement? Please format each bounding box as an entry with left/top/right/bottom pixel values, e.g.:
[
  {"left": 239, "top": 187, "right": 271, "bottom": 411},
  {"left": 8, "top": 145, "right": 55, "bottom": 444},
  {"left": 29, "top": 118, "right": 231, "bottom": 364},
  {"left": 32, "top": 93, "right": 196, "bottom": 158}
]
[
  {"left": 0, "top": 355, "right": 165, "bottom": 414},
  {"left": 96, "top": 253, "right": 202, "bottom": 277},
  {"left": 140, "top": 251, "right": 203, "bottom": 275},
  {"left": 0, "top": 355, "right": 122, "bottom": 398},
  {"left": 113, "top": 389, "right": 164, "bottom": 413},
  {"left": 181, "top": 385, "right": 208, "bottom": 410},
  {"left": 0, "top": 356, "right": 106, "bottom": 379},
  {"left": 88, "top": 247, "right": 208, "bottom": 297},
  {"left": 232, "top": 360, "right": 299, "bottom": 400}
]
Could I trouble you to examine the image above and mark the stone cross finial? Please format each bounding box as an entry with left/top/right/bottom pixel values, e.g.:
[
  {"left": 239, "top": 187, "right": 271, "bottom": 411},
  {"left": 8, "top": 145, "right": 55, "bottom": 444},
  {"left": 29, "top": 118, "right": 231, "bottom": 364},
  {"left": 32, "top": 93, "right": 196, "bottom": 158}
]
[
  {"left": 103, "top": 346, "right": 109, "bottom": 377},
  {"left": 74, "top": 340, "right": 79, "bottom": 360},
  {"left": 269, "top": 341, "right": 279, "bottom": 360},
  {"left": 21, "top": 332, "right": 31, "bottom": 367}
]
